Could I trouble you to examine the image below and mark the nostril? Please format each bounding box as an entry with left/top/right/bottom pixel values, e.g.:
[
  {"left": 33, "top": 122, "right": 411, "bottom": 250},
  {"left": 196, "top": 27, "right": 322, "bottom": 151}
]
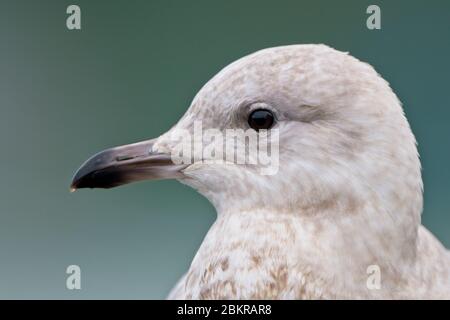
[{"left": 116, "top": 155, "right": 135, "bottom": 162}]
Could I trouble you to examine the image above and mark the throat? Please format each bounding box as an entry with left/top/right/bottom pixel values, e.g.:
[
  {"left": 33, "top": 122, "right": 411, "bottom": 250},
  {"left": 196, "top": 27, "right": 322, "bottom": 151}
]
[
  {"left": 183, "top": 209, "right": 416, "bottom": 299},
  {"left": 184, "top": 211, "right": 299, "bottom": 299}
]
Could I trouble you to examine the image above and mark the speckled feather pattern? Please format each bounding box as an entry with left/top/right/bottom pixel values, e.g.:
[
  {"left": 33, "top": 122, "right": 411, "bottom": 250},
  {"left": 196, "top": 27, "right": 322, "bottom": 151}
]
[{"left": 153, "top": 45, "right": 450, "bottom": 299}]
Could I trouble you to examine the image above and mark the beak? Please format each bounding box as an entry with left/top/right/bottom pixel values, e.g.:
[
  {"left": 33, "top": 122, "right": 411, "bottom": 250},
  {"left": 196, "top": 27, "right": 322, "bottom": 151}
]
[{"left": 70, "top": 139, "right": 186, "bottom": 190}]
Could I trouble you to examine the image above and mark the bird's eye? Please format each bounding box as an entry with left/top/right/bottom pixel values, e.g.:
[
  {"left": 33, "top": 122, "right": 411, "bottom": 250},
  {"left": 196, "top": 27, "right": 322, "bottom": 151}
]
[{"left": 248, "top": 109, "right": 275, "bottom": 131}]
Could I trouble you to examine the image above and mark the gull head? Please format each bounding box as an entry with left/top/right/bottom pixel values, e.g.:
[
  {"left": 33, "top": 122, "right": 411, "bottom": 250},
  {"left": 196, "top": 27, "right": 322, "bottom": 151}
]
[{"left": 71, "top": 44, "right": 423, "bottom": 229}]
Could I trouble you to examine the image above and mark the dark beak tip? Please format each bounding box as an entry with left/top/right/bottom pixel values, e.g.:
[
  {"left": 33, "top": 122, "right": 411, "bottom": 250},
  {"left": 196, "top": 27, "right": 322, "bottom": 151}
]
[
  {"left": 69, "top": 175, "right": 82, "bottom": 192},
  {"left": 70, "top": 166, "right": 93, "bottom": 191}
]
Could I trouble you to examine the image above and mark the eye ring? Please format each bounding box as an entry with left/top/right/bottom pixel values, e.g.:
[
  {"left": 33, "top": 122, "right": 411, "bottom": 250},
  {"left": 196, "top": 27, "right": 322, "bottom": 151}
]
[{"left": 248, "top": 109, "right": 275, "bottom": 131}]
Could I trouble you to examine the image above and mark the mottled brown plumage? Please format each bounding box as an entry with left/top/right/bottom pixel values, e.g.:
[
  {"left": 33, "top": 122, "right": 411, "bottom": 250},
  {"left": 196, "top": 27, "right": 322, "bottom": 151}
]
[
  {"left": 162, "top": 45, "right": 450, "bottom": 299},
  {"left": 72, "top": 44, "right": 450, "bottom": 299}
]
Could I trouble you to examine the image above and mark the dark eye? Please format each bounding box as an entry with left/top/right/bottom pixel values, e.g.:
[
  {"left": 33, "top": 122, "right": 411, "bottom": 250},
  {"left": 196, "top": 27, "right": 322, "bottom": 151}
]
[{"left": 248, "top": 109, "right": 275, "bottom": 131}]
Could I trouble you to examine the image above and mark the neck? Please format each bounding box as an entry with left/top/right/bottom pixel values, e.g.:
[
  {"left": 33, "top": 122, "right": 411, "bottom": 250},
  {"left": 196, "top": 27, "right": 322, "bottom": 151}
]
[{"left": 184, "top": 207, "right": 419, "bottom": 299}]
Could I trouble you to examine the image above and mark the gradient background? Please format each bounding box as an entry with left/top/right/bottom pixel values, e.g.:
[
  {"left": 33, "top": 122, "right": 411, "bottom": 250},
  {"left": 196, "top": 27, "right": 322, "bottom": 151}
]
[{"left": 0, "top": 0, "right": 449, "bottom": 299}]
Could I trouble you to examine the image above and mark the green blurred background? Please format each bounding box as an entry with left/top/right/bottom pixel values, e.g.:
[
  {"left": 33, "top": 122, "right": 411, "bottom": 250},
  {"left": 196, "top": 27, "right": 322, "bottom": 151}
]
[{"left": 0, "top": 0, "right": 448, "bottom": 299}]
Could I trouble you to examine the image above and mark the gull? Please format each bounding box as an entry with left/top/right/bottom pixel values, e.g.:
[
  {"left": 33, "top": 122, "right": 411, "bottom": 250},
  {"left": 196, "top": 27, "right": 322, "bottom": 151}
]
[{"left": 71, "top": 44, "right": 450, "bottom": 299}]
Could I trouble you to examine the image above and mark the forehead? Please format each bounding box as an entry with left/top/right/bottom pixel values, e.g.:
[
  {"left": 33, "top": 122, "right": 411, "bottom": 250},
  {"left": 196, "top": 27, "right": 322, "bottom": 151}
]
[
  {"left": 195, "top": 46, "right": 308, "bottom": 103},
  {"left": 189, "top": 45, "right": 355, "bottom": 113}
]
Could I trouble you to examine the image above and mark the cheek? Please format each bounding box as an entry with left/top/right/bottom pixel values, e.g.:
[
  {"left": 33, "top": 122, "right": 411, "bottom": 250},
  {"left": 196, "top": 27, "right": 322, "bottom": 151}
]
[
  {"left": 278, "top": 121, "right": 344, "bottom": 165},
  {"left": 179, "top": 165, "right": 260, "bottom": 211}
]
